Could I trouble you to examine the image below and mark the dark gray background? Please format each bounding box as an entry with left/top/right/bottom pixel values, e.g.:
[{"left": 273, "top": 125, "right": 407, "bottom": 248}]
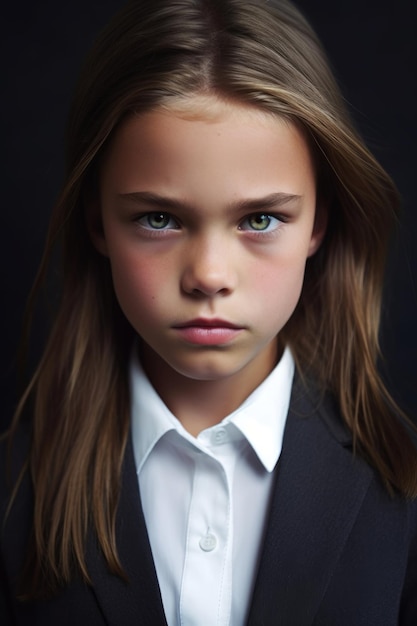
[{"left": 2, "top": 0, "right": 416, "bottom": 429}]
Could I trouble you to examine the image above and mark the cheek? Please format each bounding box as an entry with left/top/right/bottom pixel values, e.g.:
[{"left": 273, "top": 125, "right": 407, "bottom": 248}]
[
  {"left": 251, "top": 254, "right": 307, "bottom": 318},
  {"left": 109, "top": 250, "right": 161, "bottom": 320},
  {"left": 253, "top": 250, "right": 307, "bottom": 289}
]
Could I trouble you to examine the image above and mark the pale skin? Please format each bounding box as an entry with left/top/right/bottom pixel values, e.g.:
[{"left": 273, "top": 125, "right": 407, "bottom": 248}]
[{"left": 90, "top": 97, "right": 326, "bottom": 436}]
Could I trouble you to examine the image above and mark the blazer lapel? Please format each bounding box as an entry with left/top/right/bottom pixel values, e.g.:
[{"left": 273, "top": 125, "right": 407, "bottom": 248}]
[
  {"left": 247, "top": 378, "right": 374, "bottom": 625},
  {"left": 86, "top": 436, "right": 167, "bottom": 626}
]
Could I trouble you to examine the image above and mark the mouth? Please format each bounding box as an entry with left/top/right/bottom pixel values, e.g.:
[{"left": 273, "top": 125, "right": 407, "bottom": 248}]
[
  {"left": 172, "top": 318, "right": 244, "bottom": 345},
  {"left": 174, "top": 318, "right": 242, "bottom": 329}
]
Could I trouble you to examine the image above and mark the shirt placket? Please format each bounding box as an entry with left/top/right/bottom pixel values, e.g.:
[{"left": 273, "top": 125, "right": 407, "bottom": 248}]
[{"left": 179, "top": 437, "right": 235, "bottom": 626}]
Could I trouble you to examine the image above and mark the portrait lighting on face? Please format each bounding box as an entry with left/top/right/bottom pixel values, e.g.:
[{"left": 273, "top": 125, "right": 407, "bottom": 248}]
[
  {"left": 2, "top": 2, "right": 416, "bottom": 625},
  {"left": 89, "top": 99, "right": 326, "bottom": 424}
]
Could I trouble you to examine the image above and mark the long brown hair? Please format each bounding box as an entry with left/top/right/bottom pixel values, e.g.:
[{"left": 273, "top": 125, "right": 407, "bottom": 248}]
[{"left": 7, "top": 0, "right": 417, "bottom": 596}]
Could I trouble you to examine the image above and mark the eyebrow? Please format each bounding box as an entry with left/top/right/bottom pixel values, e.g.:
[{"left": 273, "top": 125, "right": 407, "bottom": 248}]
[{"left": 117, "top": 191, "right": 302, "bottom": 213}]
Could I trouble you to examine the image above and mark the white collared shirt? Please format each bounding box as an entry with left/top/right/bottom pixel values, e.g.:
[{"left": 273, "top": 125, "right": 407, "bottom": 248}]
[{"left": 130, "top": 347, "right": 294, "bottom": 626}]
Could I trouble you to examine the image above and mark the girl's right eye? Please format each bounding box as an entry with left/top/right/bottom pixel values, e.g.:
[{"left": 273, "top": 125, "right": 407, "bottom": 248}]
[{"left": 136, "top": 212, "right": 179, "bottom": 230}]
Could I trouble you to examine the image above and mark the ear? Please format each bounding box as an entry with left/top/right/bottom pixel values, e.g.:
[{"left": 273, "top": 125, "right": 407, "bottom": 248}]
[
  {"left": 85, "top": 196, "right": 109, "bottom": 257},
  {"left": 307, "top": 203, "right": 328, "bottom": 257}
]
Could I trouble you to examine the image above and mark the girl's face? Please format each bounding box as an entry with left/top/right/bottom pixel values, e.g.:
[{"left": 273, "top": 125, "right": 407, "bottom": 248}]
[{"left": 92, "top": 98, "right": 325, "bottom": 395}]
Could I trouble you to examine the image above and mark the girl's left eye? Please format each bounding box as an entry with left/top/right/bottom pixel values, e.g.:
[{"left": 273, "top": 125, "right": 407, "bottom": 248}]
[
  {"left": 239, "top": 214, "right": 281, "bottom": 232},
  {"left": 137, "top": 212, "right": 179, "bottom": 230}
]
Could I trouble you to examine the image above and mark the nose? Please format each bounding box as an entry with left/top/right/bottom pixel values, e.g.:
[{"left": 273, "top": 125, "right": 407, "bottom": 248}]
[{"left": 181, "top": 234, "right": 237, "bottom": 297}]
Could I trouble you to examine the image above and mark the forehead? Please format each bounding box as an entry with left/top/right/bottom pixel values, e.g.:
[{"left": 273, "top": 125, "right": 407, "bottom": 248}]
[
  {"left": 99, "top": 95, "right": 316, "bottom": 205},
  {"left": 105, "top": 94, "right": 311, "bottom": 160}
]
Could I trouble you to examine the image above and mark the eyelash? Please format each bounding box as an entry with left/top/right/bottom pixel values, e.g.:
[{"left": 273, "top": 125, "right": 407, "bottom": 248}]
[
  {"left": 238, "top": 214, "right": 283, "bottom": 234},
  {"left": 133, "top": 211, "right": 286, "bottom": 237},
  {"left": 136, "top": 212, "right": 180, "bottom": 231}
]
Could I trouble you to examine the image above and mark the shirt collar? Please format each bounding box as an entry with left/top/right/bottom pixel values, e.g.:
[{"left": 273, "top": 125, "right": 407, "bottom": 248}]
[
  {"left": 226, "top": 347, "right": 294, "bottom": 471},
  {"left": 130, "top": 347, "right": 294, "bottom": 474}
]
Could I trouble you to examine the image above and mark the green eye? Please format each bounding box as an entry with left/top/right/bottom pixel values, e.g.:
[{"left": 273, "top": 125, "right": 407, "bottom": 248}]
[
  {"left": 248, "top": 214, "right": 272, "bottom": 230},
  {"left": 135, "top": 211, "right": 180, "bottom": 234},
  {"left": 147, "top": 212, "right": 172, "bottom": 229},
  {"left": 239, "top": 213, "right": 282, "bottom": 234}
]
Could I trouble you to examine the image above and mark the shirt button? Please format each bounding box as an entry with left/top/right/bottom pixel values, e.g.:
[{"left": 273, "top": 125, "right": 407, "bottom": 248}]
[
  {"left": 199, "top": 533, "right": 217, "bottom": 552},
  {"left": 212, "top": 428, "right": 227, "bottom": 445}
]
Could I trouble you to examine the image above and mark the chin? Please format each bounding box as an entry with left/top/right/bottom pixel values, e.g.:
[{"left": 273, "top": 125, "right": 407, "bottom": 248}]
[{"left": 166, "top": 352, "right": 245, "bottom": 381}]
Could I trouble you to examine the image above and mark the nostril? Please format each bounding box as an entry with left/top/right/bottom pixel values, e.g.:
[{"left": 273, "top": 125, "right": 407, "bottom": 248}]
[{"left": 180, "top": 258, "right": 234, "bottom": 296}]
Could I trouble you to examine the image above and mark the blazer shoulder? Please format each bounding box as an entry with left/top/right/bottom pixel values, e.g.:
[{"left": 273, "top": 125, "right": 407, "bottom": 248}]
[{"left": 290, "top": 371, "right": 417, "bottom": 512}]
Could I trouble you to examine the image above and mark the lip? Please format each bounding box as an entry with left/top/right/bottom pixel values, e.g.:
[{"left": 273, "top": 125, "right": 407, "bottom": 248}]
[
  {"left": 172, "top": 318, "right": 244, "bottom": 345},
  {"left": 174, "top": 318, "right": 242, "bottom": 329}
]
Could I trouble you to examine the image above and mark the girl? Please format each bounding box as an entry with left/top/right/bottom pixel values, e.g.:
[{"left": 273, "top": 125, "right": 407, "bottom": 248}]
[{"left": 1, "top": 0, "right": 416, "bottom": 624}]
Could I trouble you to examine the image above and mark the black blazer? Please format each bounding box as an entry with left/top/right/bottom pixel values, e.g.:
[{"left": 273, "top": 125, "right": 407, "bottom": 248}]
[{"left": 1, "top": 380, "right": 416, "bottom": 625}]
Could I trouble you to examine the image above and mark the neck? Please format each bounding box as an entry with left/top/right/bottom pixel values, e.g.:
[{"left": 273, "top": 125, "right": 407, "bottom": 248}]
[{"left": 139, "top": 341, "right": 280, "bottom": 437}]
